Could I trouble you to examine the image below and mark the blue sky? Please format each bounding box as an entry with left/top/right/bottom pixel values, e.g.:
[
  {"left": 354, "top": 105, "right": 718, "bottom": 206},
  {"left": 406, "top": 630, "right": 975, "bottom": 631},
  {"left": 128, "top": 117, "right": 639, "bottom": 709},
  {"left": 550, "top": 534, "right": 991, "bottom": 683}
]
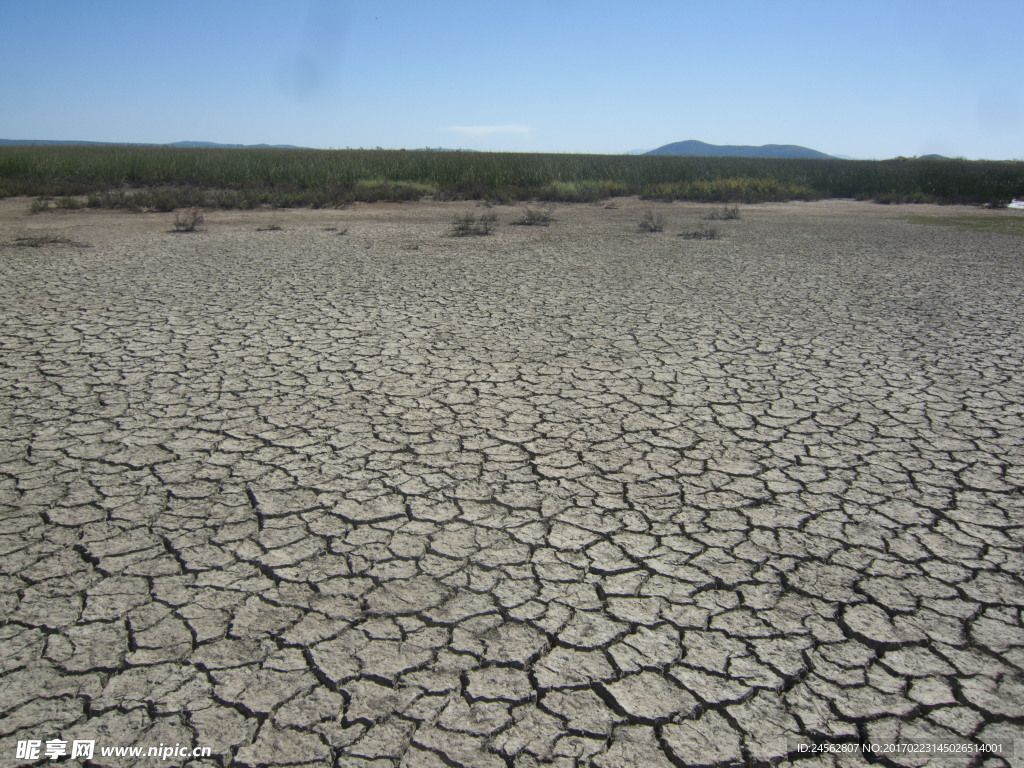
[{"left": 2, "top": 0, "right": 1021, "bottom": 159}]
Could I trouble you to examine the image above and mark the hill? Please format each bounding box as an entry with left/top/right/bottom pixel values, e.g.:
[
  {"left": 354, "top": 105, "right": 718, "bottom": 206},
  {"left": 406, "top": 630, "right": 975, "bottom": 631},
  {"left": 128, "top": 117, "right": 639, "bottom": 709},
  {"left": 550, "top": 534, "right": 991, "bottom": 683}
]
[{"left": 647, "top": 140, "right": 834, "bottom": 159}]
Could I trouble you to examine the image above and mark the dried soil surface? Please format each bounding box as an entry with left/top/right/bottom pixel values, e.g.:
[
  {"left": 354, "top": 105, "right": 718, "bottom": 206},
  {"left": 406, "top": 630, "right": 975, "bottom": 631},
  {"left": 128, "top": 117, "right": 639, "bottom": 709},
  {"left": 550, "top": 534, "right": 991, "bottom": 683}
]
[{"left": 1, "top": 198, "right": 1023, "bottom": 767}]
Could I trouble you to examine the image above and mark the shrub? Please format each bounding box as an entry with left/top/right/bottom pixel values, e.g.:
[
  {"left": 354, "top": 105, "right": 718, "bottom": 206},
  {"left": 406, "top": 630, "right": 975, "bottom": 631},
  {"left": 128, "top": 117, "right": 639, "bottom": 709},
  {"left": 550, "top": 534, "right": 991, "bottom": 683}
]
[
  {"left": 678, "top": 224, "right": 720, "bottom": 240},
  {"left": 450, "top": 212, "right": 497, "bottom": 236},
  {"left": 637, "top": 210, "right": 666, "bottom": 232},
  {"left": 172, "top": 209, "right": 204, "bottom": 232},
  {"left": 513, "top": 207, "right": 555, "bottom": 226},
  {"left": 703, "top": 205, "right": 740, "bottom": 220},
  {"left": 149, "top": 189, "right": 180, "bottom": 212}
]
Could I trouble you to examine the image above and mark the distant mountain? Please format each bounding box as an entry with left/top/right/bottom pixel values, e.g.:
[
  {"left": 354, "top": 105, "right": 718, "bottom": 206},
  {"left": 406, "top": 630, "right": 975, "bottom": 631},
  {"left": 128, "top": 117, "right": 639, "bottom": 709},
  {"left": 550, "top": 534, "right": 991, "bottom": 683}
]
[
  {"left": 0, "top": 139, "right": 305, "bottom": 149},
  {"left": 647, "top": 140, "right": 834, "bottom": 159}
]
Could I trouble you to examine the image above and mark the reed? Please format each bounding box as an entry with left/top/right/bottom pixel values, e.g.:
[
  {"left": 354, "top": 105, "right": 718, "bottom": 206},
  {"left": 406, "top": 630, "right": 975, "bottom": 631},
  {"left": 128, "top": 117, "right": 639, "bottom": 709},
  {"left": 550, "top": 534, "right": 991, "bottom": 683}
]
[{"left": 3, "top": 145, "right": 1021, "bottom": 209}]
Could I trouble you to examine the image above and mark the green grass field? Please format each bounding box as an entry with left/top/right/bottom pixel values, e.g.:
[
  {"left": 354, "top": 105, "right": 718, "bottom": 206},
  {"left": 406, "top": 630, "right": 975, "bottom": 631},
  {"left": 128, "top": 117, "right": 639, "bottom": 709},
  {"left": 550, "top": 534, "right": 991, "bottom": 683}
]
[{"left": 2, "top": 145, "right": 1022, "bottom": 211}]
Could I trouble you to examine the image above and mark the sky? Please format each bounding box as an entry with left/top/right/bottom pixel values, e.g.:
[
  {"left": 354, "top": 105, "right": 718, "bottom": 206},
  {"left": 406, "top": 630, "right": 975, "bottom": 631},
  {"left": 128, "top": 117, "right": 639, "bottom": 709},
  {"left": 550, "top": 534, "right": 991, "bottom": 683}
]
[{"left": 1, "top": 0, "right": 1022, "bottom": 160}]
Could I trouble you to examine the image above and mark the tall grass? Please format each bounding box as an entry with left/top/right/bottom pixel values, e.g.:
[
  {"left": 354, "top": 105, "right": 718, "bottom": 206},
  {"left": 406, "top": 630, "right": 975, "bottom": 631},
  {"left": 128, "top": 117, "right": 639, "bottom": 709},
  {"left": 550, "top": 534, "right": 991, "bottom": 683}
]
[{"left": 2, "top": 145, "right": 1021, "bottom": 209}]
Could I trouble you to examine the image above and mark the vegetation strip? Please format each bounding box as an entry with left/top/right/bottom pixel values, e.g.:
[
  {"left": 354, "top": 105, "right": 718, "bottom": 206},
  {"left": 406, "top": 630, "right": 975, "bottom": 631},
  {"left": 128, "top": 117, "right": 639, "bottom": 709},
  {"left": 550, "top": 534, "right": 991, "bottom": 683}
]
[{"left": 2, "top": 145, "right": 1022, "bottom": 209}]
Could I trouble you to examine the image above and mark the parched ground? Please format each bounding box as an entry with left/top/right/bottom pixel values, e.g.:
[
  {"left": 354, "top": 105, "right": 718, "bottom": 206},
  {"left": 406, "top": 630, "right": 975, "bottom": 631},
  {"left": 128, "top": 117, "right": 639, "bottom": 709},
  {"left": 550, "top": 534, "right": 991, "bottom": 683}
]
[{"left": 1, "top": 198, "right": 1022, "bottom": 767}]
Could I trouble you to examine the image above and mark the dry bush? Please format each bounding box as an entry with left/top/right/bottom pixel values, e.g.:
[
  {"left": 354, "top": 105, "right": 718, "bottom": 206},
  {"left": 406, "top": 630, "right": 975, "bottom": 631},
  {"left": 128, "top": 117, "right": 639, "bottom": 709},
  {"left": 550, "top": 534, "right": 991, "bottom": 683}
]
[
  {"left": 678, "top": 224, "right": 720, "bottom": 240},
  {"left": 450, "top": 212, "right": 498, "bottom": 236},
  {"left": 637, "top": 210, "right": 666, "bottom": 232},
  {"left": 703, "top": 205, "right": 740, "bottom": 220},
  {"left": 512, "top": 207, "right": 555, "bottom": 226},
  {"left": 172, "top": 209, "right": 205, "bottom": 232}
]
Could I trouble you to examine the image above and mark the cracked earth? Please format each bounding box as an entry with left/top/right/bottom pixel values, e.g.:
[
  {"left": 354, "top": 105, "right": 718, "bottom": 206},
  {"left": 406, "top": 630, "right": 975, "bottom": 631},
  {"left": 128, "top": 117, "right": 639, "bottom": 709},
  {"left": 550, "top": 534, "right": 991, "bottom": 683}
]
[{"left": 1, "top": 198, "right": 1023, "bottom": 767}]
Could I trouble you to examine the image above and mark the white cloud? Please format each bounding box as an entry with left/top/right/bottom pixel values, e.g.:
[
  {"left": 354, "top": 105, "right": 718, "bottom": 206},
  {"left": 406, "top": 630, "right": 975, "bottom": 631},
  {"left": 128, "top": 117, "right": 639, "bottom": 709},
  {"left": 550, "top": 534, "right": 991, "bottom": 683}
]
[{"left": 441, "top": 124, "right": 532, "bottom": 137}]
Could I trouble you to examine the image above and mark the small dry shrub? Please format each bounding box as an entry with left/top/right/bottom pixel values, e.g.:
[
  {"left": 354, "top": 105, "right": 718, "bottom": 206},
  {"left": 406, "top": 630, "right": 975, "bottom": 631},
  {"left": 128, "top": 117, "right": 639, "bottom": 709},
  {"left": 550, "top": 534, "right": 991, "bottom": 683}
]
[
  {"left": 678, "top": 224, "right": 720, "bottom": 240},
  {"left": 703, "top": 205, "right": 740, "bottom": 220},
  {"left": 513, "top": 207, "right": 555, "bottom": 226},
  {"left": 450, "top": 212, "right": 497, "bottom": 236},
  {"left": 173, "top": 209, "right": 205, "bottom": 232},
  {"left": 637, "top": 210, "right": 666, "bottom": 232}
]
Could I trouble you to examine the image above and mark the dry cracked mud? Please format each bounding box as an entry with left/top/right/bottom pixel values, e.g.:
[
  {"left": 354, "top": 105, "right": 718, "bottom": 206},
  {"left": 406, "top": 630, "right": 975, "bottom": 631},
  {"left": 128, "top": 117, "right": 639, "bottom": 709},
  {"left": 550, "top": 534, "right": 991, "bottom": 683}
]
[{"left": 1, "top": 198, "right": 1022, "bottom": 767}]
